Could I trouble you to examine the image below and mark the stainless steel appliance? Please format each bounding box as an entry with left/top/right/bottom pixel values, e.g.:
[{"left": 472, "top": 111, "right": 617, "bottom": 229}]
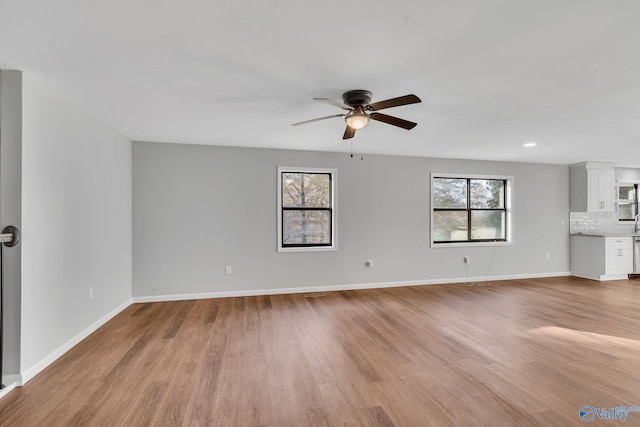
[{"left": 635, "top": 237, "right": 640, "bottom": 273}]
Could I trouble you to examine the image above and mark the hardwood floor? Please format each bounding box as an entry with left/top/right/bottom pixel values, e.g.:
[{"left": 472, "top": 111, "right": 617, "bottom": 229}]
[{"left": 1, "top": 276, "right": 639, "bottom": 426}]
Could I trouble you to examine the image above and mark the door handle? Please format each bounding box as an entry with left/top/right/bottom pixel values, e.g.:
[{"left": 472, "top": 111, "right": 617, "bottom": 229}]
[{"left": 0, "top": 226, "right": 19, "bottom": 248}]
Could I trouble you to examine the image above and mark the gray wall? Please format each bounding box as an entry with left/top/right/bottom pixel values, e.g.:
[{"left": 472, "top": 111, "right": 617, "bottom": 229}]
[
  {"left": 0, "top": 70, "right": 22, "bottom": 379},
  {"left": 133, "top": 142, "right": 570, "bottom": 298}
]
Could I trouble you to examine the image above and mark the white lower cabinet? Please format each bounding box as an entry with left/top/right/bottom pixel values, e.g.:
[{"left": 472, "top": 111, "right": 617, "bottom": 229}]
[
  {"left": 571, "top": 235, "right": 633, "bottom": 281},
  {"left": 604, "top": 238, "right": 633, "bottom": 276}
]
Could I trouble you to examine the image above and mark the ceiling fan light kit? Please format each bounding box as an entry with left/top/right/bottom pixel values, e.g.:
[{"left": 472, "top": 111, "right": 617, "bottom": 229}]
[
  {"left": 344, "top": 107, "right": 369, "bottom": 129},
  {"left": 292, "top": 89, "right": 421, "bottom": 139}
]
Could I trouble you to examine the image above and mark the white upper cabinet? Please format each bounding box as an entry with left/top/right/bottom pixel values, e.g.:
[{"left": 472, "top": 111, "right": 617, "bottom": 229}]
[
  {"left": 570, "top": 162, "right": 615, "bottom": 212},
  {"left": 587, "top": 167, "right": 614, "bottom": 212}
]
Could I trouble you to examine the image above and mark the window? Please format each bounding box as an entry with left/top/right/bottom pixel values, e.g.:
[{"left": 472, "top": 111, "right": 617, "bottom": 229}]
[
  {"left": 617, "top": 183, "right": 638, "bottom": 222},
  {"left": 431, "top": 174, "right": 512, "bottom": 246},
  {"left": 278, "top": 167, "right": 336, "bottom": 252}
]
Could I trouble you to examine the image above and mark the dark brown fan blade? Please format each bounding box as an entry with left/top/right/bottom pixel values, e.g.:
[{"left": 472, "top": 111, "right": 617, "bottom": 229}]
[
  {"left": 370, "top": 113, "right": 417, "bottom": 130},
  {"left": 343, "top": 126, "right": 356, "bottom": 139},
  {"left": 292, "top": 114, "right": 346, "bottom": 126},
  {"left": 368, "top": 94, "right": 421, "bottom": 111}
]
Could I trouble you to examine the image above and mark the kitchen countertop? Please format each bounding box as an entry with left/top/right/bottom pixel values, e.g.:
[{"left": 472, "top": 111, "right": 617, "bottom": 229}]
[{"left": 571, "top": 232, "right": 640, "bottom": 238}]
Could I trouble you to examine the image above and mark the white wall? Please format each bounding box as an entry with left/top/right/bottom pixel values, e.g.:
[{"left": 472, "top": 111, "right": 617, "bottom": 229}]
[
  {"left": 20, "top": 74, "right": 132, "bottom": 380},
  {"left": 615, "top": 167, "right": 640, "bottom": 183},
  {"left": 133, "top": 142, "right": 570, "bottom": 298}
]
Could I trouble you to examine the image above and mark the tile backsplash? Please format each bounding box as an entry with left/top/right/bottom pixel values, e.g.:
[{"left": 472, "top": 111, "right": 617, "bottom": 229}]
[{"left": 570, "top": 211, "right": 636, "bottom": 234}]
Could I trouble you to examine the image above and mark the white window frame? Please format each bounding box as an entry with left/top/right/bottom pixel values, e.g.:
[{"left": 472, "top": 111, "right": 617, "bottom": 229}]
[
  {"left": 430, "top": 172, "right": 514, "bottom": 248},
  {"left": 277, "top": 167, "right": 337, "bottom": 252},
  {"left": 616, "top": 180, "right": 639, "bottom": 224}
]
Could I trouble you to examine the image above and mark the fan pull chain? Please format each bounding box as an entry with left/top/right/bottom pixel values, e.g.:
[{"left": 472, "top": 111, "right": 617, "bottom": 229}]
[{"left": 348, "top": 141, "right": 363, "bottom": 160}]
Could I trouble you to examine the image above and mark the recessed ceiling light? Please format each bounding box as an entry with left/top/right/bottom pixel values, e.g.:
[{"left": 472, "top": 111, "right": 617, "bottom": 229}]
[{"left": 523, "top": 142, "right": 537, "bottom": 148}]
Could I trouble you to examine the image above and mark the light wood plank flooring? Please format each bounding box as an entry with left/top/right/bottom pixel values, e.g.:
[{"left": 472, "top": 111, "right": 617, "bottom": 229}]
[{"left": 1, "top": 276, "right": 639, "bottom": 426}]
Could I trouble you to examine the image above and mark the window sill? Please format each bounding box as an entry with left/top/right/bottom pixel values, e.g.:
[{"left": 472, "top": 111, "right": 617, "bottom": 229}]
[
  {"left": 278, "top": 245, "right": 337, "bottom": 253},
  {"left": 431, "top": 241, "right": 513, "bottom": 248}
]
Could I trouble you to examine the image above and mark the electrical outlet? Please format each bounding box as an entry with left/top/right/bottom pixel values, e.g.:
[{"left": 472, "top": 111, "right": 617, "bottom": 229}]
[
  {"left": 366, "top": 260, "right": 374, "bottom": 267},
  {"left": 225, "top": 265, "right": 232, "bottom": 274},
  {"left": 89, "top": 287, "right": 94, "bottom": 300},
  {"left": 463, "top": 256, "right": 470, "bottom": 264},
  {"left": 546, "top": 252, "right": 551, "bottom": 259}
]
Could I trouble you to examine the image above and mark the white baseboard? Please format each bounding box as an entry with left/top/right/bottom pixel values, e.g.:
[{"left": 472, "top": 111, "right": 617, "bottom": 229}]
[
  {"left": 132, "top": 271, "right": 572, "bottom": 303},
  {"left": 0, "top": 375, "right": 21, "bottom": 399},
  {"left": 20, "top": 298, "right": 133, "bottom": 385},
  {"left": 572, "top": 272, "right": 629, "bottom": 282}
]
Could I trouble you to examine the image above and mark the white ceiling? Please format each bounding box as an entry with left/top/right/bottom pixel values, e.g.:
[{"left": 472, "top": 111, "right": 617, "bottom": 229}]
[{"left": 1, "top": 0, "right": 640, "bottom": 166}]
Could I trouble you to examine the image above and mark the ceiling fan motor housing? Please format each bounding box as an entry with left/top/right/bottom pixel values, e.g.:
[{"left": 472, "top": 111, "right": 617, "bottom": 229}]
[{"left": 342, "top": 90, "right": 372, "bottom": 108}]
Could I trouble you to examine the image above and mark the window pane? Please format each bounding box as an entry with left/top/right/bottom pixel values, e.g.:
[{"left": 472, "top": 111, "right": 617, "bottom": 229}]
[
  {"left": 618, "top": 185, "right": 636, "bottom": 200},
  {"left": 470, "top": 211, "right": 505, "bottom": 240},
  {"left": 470, "top": 180, "right": 504, "bottom": 208},
  {"left": 618, "top": 202, "right": 637, "bottom": 220},
  {"left": 282, "top": 173, "right": 330, "bottom": 207},
  {"left": 433, "top": 178, "right": 467, "bottom": 208},
  {"left": 283, "top": 210, "right": 331, "bottom": 244},
  {"left": 433, "top": 211, "right": 468, "bottom": 241}
]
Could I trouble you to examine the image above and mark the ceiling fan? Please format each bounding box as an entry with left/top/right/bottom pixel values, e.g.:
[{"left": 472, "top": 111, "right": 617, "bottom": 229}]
[{"left": 292, "top": 90, "right": 421, "bottom": 139}]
